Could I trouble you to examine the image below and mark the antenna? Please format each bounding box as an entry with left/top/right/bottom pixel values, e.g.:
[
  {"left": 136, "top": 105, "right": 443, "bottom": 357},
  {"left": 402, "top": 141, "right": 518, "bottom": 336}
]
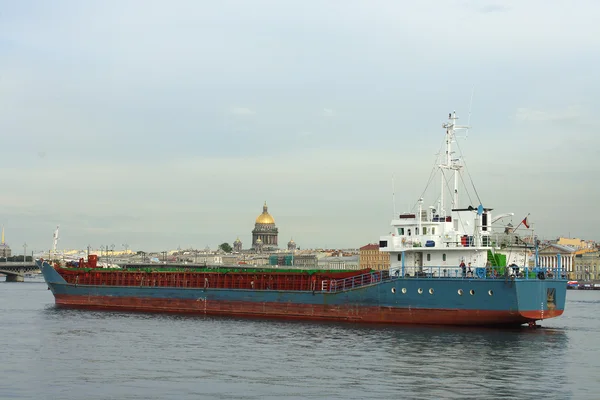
[
  {"left": 392, "top": 174, "right": 396, "bottom": 218},
  {"left": 52, "top": 225, "right": 60, "bottom": 253},
  {"left": 466, "top": 86, "right": 475, "bottom": 138},
  {"left": 440, "top": 112, "right": 470, "bottom": 213}
]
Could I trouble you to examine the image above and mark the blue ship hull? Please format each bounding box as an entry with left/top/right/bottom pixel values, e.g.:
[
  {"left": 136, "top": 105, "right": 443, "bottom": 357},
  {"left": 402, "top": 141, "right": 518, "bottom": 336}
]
[{"left": 39, "top": 261, "right": 566, "bottom": 326}]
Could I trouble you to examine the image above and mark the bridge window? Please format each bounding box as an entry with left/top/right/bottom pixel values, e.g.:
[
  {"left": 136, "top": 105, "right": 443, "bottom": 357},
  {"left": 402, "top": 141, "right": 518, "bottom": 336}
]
[
  {"left": 423, "top": 227, "right": 428, "bottom": 234},
  {"left": 442, "top": 253, "right": 446, "bottom": 261},
  {"left": 408, "top": 229, "right": 411, "bottom": 236},
  {"left": 427, "top": 253, "right": 431, "bottom": 261},
  {"left": 415, "top": 227, "right": 419, "bottom": 235},
  {"left": 398, "top": 228, "right": 404, "bottom": 235},
  {"left": 432, "top": 228, "right": 436, "bottom": 235}
]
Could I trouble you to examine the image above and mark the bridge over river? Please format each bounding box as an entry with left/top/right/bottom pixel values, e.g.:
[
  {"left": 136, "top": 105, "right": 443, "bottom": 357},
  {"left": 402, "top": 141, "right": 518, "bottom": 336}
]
[{"left": 0, "top": 262, "right": 40, "bottom": 282}]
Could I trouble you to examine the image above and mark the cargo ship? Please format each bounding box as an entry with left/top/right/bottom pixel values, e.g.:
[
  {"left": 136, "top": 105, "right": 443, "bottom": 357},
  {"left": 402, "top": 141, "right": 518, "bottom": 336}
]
[{"left": 38, "top": 111, "right": 567, "bottom": 327}]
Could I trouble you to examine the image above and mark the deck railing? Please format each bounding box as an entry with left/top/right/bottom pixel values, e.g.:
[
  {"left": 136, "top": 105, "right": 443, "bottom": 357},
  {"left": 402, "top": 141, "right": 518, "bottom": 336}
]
[
  {"left": 391, "top": 266, "right": 567, "bottom": 281},
  {"left": 326, "top": 270, "right": 392, "bottom": 293},
  {"left": 325, "top": 266, "right": 566, "bottom": 293}
]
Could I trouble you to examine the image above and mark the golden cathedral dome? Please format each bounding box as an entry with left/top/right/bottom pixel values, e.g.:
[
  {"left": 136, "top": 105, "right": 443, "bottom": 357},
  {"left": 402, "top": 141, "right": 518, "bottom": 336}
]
[{"left": 255, "top": 202, "right": 275, "bottom": 225}]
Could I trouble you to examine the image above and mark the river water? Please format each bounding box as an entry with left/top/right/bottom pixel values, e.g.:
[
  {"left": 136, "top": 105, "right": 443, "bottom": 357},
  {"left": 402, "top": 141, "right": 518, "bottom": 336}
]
[{"left": 0, "top": 279, "right": 598, "bottom": 400}]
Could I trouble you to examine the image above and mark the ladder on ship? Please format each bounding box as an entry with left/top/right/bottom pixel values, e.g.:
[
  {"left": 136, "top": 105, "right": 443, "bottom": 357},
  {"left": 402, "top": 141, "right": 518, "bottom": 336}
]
[{"left": 487, "top": 250, "right": 500, "bottom": 267}]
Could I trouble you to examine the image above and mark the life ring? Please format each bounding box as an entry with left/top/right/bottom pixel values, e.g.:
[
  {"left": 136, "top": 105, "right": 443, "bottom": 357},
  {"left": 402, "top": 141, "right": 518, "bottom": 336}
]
[{"left": 475, "top": 268, "right": 486, "bottom": 279}]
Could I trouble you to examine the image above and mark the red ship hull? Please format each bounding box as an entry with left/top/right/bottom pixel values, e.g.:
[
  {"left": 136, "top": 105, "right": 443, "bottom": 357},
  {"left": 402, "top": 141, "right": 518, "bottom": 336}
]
[{"left": 54, "top": 294, "right": 563, "bottom": 326}]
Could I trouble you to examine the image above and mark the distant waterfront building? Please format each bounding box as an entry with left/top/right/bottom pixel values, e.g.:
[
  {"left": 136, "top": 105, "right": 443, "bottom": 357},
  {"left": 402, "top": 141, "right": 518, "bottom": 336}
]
[
  {"left": 255, "top": 238, "right": 264, "bottom": 253},
  {"left": 287, "top": 238, "right": 297, "bottom": 251},
  {"left": 555, "top": 237, "right": 596, "bottom": 250},
  {"left": 573, "top": 251, "right": 600, "bottom": 281},
  {"left": 0, "top": 227, "right": 11, "bottom": 258},
  {"left": 252, "top": 202, "right": 278, "bottom": 250},
  {"left": 359, "top": 243, "right": 390, "bottom": 271},
  {"left": 291, "top": 254, "right": 319, "bottom": 269},
  {"left": 537, "top": 244, "right": 576, "bottom": 279},
  {"left": 318, "top": 255, "right": 360, "bottom": 270},
  {"left": 233, "top": 238, "right": 242, "bottom": 253}
]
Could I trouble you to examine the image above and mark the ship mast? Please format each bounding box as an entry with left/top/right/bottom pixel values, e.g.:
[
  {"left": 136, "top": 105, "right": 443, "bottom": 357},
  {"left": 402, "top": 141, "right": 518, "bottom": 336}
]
[
  {"left": 52, "top": 225, "right": 60, "bottom": 257},
  {"left": 440, "top": 112, "right": 469, "bottom": 214}
]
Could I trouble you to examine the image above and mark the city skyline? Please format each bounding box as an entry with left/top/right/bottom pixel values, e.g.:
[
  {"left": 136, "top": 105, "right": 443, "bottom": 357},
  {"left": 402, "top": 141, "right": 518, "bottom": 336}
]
[{"left": 1, "top": 1, "right": 599, "bottom": 251}]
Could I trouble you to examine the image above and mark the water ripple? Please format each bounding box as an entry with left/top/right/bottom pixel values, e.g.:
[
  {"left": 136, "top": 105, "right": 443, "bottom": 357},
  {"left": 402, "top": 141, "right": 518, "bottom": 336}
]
[{"left": 0, "top": 282, "right": 598, "bottom": 399}]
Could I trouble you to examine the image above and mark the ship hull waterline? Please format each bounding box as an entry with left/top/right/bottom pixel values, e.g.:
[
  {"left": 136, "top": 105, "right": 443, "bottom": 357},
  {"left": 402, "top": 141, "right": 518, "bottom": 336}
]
[{"left": 50, "top": 292, "right": 562, "bottom": 326}]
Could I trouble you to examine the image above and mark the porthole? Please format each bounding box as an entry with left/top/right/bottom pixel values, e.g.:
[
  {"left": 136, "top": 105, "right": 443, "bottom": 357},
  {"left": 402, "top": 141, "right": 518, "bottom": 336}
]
[
  {"left": 401, "top": 288, "right": 407, "bottom": 294},
  {"left": 391, "top": 287, "right": 396, "bottom": 293},
  {"left": 488, "top": 290, "right": 493, "bottom": 296},
  {"left": 458, "top": 289, "right": 464, "bottom": 296},
  {"left": 470, "top": 289, "right": 475, "bottom": 296},
  {"left": 429, "top": 288, "right": 434, "bottom": 295},
  {"left": 418, "top": 288, "right": 423, "bottom": 294}
]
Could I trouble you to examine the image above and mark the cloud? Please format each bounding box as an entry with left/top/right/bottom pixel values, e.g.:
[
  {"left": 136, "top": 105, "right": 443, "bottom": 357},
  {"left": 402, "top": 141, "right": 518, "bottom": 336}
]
[
  {"left": 297, "top": 130, "right": 312, "bottom": 138},
  {"left": 515, "top": 106, "right": 586, "bottom": 122},
  {"left": 2, "top": 1, "right": 600, "bottom": 249},
  {"left": 476, "top": 4, "right": 510, "bottom": 13},
  {"left": 230, "top": 107, "right": 256, "bottom": 116}
]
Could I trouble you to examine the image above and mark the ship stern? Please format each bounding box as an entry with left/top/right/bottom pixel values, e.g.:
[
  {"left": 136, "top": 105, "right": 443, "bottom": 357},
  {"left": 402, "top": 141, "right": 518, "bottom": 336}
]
[{"left": 515, "top": 279, "right": 567, "bottom": 323}]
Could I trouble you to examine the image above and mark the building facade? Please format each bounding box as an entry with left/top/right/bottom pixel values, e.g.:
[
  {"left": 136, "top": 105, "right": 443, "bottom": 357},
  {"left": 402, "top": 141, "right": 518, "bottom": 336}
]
[
  {"left": 359, "top": 243, "right": 390, "bottom": 271},
  {"left": 573, "top": 251, "right": 600, "bottom": 281},
  {"left": 537, "top": 244, "right": 576, "bottom": 279},
  {"left": 287, "top": 238, "right": 297, "bottom": 251},
  {"left": 318, "top": 255, "right": 360, "bottom": 270},
  {"left": 556, "top": 237, "right": 596, "bottom": 250},
  {"left": 233, "top": 238, "right": 242, "bottom": 253},
  {"left": 291, "top": 254, "right": 319, "bottom": 269},
  {"left": 252, "top": 202, "right": 278, "bottom": 250}
]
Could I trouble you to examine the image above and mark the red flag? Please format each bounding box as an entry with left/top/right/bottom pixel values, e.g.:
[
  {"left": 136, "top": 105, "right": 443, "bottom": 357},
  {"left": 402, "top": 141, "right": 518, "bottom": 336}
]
[{"left": 521, "top": 217, "right": 530, "bottom": 228}]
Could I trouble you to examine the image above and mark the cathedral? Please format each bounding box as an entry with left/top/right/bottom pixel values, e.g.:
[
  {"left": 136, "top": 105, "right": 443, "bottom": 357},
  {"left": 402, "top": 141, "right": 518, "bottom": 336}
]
[
  {"left": 252, "top": 202, "right": 279, "bottom": 250},
  {"left": 233, "top": 202, "right": 297, "bottom": 253}
]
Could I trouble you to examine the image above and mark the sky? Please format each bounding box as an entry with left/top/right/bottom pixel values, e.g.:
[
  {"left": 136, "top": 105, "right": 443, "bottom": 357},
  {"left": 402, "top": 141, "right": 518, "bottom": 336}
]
[{"left": 1, "top": 0, "right": 599, "bottom": 253}]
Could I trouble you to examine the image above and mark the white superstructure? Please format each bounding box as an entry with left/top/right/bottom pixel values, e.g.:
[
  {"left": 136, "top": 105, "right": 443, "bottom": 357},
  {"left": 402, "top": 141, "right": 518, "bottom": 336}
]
[{"left": 379, "top": 112, "right": 513, "bottom": 278}]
